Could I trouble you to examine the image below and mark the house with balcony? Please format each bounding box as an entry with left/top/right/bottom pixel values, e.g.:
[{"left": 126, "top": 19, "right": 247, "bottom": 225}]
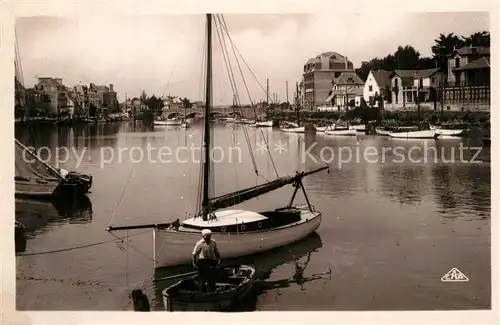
[
  {"left": 389, "top": 69, "right": 446, "bottom": 110},
  {"left": 302, "top": 51, "right": 354, "bottom": 110},
  {"left": 447, "top": 45, "right": 490, "bottom": 86},
  {"left": 441, "top": 46, "right": 490, "bottom": 111}
]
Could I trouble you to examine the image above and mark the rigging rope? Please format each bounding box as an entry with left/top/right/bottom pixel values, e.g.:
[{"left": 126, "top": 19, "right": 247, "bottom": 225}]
[
  {"left": 107, "top": 160, "right": 138, "bottom": 228},
  {"left": 218, "top": 14, "right": 279, "bottom": 177},
  {"left": 214, "top": 16, "right": 258, "bottom": 176}
]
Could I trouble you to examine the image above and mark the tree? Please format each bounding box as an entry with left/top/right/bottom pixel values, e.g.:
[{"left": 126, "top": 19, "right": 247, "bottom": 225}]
[
  {"left": 463, "top": 31, "right": 490, "bottom": 47},
  {"left": 181, "top": 97, "right": 192, "bottom": 109},
  {"left": 144, "top": 95, "right": 164, "bottom": 113},
  {"left": 431, "top": 33, "right": 465, "bottom": 71},
  {"left": 393, "top": 45, "right": 421, "bottom": 70},
  {"left": 140, "top": 90, "right": 148, "bottom": 104}
]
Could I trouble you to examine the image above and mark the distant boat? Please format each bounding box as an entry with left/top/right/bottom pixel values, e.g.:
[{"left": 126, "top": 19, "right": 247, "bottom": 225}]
[
  {"left": 349, "top": 124, "right": 366, "bottom": 132},
  {"left": 280, "top": 121, "right": 305, "bottom": 133},
  {"left": 15, "top": 139, "right": 92, "bottom": 198},
  {"left": 429, "top": 123, "right": 468, "bottom": 137},
  {"left": 154, "top": 112, "right": 184, "bottom": 126},
  {"left": 388, "top": 129, "right": 439, "bottom": 139},
  {"left": 249, "top": 120, "right": 273, "bottom": 127},
  {"left": 316, "top": 123, "right": 348, "bottom": 133},
  {"left": 324, "top": 128, "right": 357, "bottom": 136},
  {"left": 162, "top": 265, "right": 256, "bottom": 311}
]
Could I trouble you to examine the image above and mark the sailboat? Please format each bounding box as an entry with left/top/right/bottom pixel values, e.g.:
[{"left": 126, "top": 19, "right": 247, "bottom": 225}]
[
  {"left": 14, "top": 139, "right": 92, "bottom": 198},
  {"left": 388, "top": 83, "right": 439, "bottom": 139},
  {"left": 280, "top": 83, "right": 306, "bottom": 133},
  {"left": 107, "top": 14, "right": 328, "bottom": 269}
]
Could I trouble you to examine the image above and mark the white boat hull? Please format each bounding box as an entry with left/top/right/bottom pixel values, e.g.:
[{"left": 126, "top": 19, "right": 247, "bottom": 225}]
[
  {"left": 388, "top": 130, "right": 439, "bottom": 139},
  {"left": 315, "top": 124, "right": 335, "bottom": 132},
  {"left": 250, "top": 121, "right": 273, "bottom": 127},
  {"left": 281, "top": 127, "right": 305, "bottom": 133},
  {"left": 324, "top": 129, "right": 357, "bottom": 136},
  {"left": 375, "top": 127, "right": 391, "bottom": 136},
  {"left": 349, "top": 124, "right": 366, "bottom": 131},
  {"left": 434, "top": 129, "right": 466, "bottom": 137},
  {"left": 154, "top": 119, "right": 183, "bottom": 126},
  {"left": 153, "top": 209, "right": 321, "bottom": 268}
]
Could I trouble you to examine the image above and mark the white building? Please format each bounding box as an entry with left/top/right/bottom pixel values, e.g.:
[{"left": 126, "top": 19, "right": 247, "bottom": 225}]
[{"left": 363, "top": 70, "right": 391, "bottom": 103}]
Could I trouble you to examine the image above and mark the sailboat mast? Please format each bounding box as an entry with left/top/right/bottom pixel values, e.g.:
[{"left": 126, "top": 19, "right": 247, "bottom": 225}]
[
  {"left": 202, "top": 13, "right": 212, "bottom": 220},
  {"left": 296, "top": 81, "right": 300, "bottom": 126}
]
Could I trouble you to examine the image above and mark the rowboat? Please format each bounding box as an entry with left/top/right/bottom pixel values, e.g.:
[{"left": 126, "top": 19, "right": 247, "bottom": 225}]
[{"left": 162, "top": 265, "right": 255, "bottom": 311}]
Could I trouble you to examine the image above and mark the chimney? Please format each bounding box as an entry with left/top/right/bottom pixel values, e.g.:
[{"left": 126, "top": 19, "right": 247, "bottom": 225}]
[
  {"left": 345, "top": 56, "right": 348, "bottom": 70},
  {"left": 109, "top": 84, "right": 114, "bottom": 92}
]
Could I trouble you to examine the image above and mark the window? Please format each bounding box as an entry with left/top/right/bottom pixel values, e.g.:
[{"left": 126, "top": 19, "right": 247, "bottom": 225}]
[
  {"left": 431, "top": 77, "right": 435, "bottom": 84},
  {"left": 369, "top": 85, "right": 373, "bottom": 92},
  {"left": 419, "top": 79, "right": 423, "bottom": 88},
  {"left": 394, "top": 78, "right": 398, "bottom": 87},
  {"left": 455, "top": 57, "right": 460, "bottom": 68}
]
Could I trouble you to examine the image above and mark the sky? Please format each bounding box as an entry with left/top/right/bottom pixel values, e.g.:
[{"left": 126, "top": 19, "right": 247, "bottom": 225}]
[{"left": 16, "top": 12, "right": 489, "bottom": 105}]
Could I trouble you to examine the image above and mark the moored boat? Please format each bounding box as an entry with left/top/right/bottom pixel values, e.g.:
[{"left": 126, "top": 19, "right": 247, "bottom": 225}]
[
  {"left": 349, "top": 124, "right": 366, "bottom": 132},
  {"left": 15, "top": 139, "right": 92, "bottom": 198},
  {"left": 324, "top": 128, "right": 357, "bottom": 136},
  {"left": 388, "top": 129, "right": 439, "bottom": 139},
  {"left": 249, "top": 120, "right": 273, "bottom": 127},
  {"left": 162, "top": 265, "right": 255, "bottom": 311},
  {"left": 150, "top": 205, "right": 322, "bottom": 268},
  {"left": 429, "top": 123, "right": 468, "bottom": 137},
  {"left": 280, "top": 121, "right": 305, "bottom": 133},
  {"left": 375, "top": 126, "right": 392, "bottom": 136}
]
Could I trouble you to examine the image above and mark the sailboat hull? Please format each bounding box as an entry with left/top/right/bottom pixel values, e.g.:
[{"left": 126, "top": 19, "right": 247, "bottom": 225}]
[
  {"left": 388, "top": 130, "right": 439, "bottom": 139},
  {"left": 154, "top": 209, "right": 321, "bottom": 268},
  {"left": 281, "top": 127, "right": 305, "bottom": 133}
]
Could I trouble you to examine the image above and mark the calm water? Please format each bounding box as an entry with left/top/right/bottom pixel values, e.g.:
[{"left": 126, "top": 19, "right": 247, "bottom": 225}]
[{"left": 15, "top": 121, "right": 491, "bottom": 311}]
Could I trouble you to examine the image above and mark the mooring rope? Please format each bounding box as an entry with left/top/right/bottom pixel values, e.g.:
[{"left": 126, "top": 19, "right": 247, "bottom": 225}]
[{"left": 17, "top": 229, "right": 150, "bottom": 256}]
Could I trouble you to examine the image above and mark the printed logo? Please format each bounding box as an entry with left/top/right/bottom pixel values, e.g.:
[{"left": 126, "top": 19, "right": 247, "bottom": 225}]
[{"left": 441, "top": 268, "right": 469, "bottom": 282}]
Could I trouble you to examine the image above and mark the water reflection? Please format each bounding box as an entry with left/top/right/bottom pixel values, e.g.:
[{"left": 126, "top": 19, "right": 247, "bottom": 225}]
[
  {"left": 378, "top": 164, "right": 430, "bottom": 206},
  {"left": 152, "top": 232, "right": 324, "bottom": 311},
  {"left": 431, "top": 164, "right": 490, "bottom": 219},
  {"left": 15, "top": 196, "right": 93, "bottom": 253}
]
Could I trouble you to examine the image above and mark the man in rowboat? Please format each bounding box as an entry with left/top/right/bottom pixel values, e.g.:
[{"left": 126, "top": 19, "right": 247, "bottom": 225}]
[{"left": 192, "top": 229, "right": 221, "bottom": 292}]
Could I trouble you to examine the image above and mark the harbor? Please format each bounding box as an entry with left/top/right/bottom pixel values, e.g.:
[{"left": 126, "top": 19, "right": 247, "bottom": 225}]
[
  {"left": 15, "top": 120, "right": 491, "bottom": 310},
  {"left": 13, "top": 12, "right": 491, "bottom": 313}
]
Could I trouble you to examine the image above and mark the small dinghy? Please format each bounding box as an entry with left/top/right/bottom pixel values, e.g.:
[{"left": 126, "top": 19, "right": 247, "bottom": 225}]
[{"left": 162, "top": 265, "right": 256, "bottom": 311}]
